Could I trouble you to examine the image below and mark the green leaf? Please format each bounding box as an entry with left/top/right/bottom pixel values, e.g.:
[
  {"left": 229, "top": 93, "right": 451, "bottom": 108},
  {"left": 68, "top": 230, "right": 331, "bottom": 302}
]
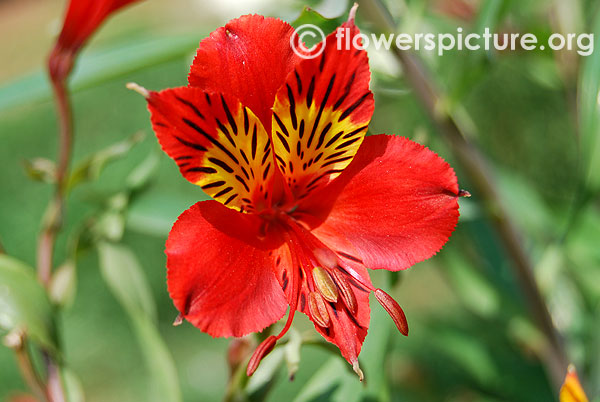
[
  {"left": 96, "top": 242, "right": 156, "bottom": 322},
  {"left": 49, "top": 259, "right": 77, "bottom": 309},
  {"left": 126, "top": 149, "right": 161, "bottom": 191},
  {"left": 579, "top": 9, "right": 600, "bottom": 194},
  {"left": 292, "top": 7, "right": 346, "bottom": 43},
  {"left": 292, "top": 357, "right": 345, "bottom": 402},
  {"left": 0, "top": 255, "right": 57, "bottom": 353},
  {"left": 93, "top": 211, "right": 126, "bottom": 242},
  {"left": 61, "top": 367, "right": 85, "bottom": 402},
  {"left": 429, "top": 328, "right": 499, "bottom": 386},
  {"left": 130, "top": 314, "right": 182, "bottom": 402},
  {"left": 68, "top": 132, "right": 145, "bottom": 191},
  {"left": 0, "top": 34, "right": 199, "bottom": 113},
  {"left": 443, "top": 250, "right": 501, "bottom": 318},
  {"left": 246, "top": 346, "right": 285, "bottom": 402},
  {"left": 284, "top": 329, "right": 302, "bottom": 381},
  {"left": 96, "top": 242, "right": 180, "bottom": 402}
]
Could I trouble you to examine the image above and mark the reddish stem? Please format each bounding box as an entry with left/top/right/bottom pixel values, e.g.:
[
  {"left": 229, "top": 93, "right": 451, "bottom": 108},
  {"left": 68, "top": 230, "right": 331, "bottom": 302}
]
[{"left": 34, "top": 62, "right": 74, "bottom": 402}]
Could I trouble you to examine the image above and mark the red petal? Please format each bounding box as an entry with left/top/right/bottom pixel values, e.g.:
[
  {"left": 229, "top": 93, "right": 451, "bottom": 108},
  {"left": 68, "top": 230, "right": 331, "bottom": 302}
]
[
  {"left": 298, "top": 134, "right": 460, "bottom": 271},
  {"left": 166, "top": 201, "right": 287, "bottom": 337},
  {"left": 188, "top": 15, "right": 301, "bottom": 131},
  {"left": 147, "top": 87, "right": 275, "bottom": 213},
  {"left": 312, "top": 277, "right": 370, "bottom": 366},
  {"left": 272, "top": 20, "right": 374, "bottom": 200}
]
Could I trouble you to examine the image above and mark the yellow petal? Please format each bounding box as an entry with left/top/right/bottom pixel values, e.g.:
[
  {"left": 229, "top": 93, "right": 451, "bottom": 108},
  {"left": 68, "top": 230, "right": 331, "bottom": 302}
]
[{"left": 560, "top": 365, "right": 589, "bottom": 402}]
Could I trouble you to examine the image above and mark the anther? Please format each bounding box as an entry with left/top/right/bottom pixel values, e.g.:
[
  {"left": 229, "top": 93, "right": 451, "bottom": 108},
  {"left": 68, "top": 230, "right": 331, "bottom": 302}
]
[
  {"left": 374, "top": 288, "right": 409, "bottom": 336},
  {"left": 312, "top": 266, "right": 338, "bottom": 303},
  {"left": 247, "top": 335, "right": 277, "bottom": 376},
  {"left": 308, "top": 292, "right": 330, "bottom": 328},
  {"left": 331, "top": 270, "right": 357, "bottom": 315}
]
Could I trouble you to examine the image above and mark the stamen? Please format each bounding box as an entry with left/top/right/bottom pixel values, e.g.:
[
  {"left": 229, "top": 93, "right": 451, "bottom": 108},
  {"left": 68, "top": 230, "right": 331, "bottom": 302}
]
[
  {"left": 246, "top": 335, "right": 277, "bottom": 376},
  {"left": 331, "top": 270, "right": 357, "bottom": 315},
  {"left": 374, "top": 288, "right": 409, "bottom": 336},
  {"left": 308, "top": 292, "right": 330, "bottom": 328},
  {"left": 312, "top": 266, "right": 339, "bottom": 302}
]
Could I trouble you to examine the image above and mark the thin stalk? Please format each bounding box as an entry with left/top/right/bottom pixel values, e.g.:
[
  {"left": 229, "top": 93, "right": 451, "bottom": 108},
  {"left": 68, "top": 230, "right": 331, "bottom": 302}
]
[
  {"left": 38, "top": 77, "right": 72, "bottom": 285},
  {"left": 358, "top": 0, "right": 568, "bottom": 389},
  {"left": 11, "top": 335, "right": 48, "bottom": 401},
  {"left": 35, "top": 72, "right": 73, "bottom": 402}
]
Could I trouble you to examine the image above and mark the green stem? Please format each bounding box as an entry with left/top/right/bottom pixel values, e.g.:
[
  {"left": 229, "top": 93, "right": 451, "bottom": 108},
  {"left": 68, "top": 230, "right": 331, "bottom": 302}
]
[{"left": 358, "top": 0, "right": 568, "bottom": 390}]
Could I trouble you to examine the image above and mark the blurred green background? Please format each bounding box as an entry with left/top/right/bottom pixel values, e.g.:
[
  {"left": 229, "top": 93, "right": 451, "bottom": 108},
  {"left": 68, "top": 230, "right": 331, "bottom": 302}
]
[{"left": 1, "top": 0, "right": 599, "bottom": 401}]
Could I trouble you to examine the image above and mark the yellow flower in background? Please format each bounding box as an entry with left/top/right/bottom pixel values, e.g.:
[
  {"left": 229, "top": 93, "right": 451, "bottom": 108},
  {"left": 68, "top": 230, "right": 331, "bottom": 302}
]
[{"left": 560, "top": 365, "right": 589, "bottom": 402}]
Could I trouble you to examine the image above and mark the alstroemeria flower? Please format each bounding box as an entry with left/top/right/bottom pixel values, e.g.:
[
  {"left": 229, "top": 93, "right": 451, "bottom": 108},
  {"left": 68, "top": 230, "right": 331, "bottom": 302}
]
[
  {"left": 133, "top": 7, "right": 460, "bottom": 378},
  {"left": 49, "top": 0, "right": 142, "bottom": 80}
]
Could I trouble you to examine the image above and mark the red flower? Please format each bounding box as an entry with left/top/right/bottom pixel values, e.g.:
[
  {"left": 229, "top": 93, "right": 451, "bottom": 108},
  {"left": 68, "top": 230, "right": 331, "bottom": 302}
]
[
  {"left": 135, "top": 7, "right": 460, "bottom": 378},
  {"left": 48, "top": 0, "right": 142, "bottom": 80}
]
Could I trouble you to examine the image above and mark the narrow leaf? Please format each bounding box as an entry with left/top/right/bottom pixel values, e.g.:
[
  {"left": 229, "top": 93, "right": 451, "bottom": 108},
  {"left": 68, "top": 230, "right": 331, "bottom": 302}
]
[
  {"left": 97, "top": 242, "right": 156, "bottom": 322},
  {"left": 96, "top": 242, "right": 180, "bottom": 402}
]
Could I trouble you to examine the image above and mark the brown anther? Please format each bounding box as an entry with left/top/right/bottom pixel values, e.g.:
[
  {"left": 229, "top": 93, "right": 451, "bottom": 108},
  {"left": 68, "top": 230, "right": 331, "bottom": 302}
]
[
  {"left": 374, "top": 288, "right": 409, "bottom": 336},
  {"left": 458, "top": 189, "right": 471, "bottom": 198},
  {"left": 331, "top": 270, "right": 358, "bottom": 315},
  {"left": 312, "top": 266, "right": 338, "bottom": 303},
  {"left": 308, "top": 292, "right": 331, "bottom": 328},
  {"left": 246, "top": 335, "right": 277, "bottom": 376}
]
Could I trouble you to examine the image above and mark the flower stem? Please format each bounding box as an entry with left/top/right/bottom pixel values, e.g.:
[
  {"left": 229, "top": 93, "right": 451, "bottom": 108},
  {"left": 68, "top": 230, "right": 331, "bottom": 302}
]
[
  {"left": 358, "top": 0, "right": 568, "bottom": 389},
  {"left": 6, "top": 333, "right": 48, "bottom": 401},
  {"left": 38, "top": 77, "right": 72, "bottom": 285},
  {"left": 34, "top": 72, "right": 73, "bottom": 402}
]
